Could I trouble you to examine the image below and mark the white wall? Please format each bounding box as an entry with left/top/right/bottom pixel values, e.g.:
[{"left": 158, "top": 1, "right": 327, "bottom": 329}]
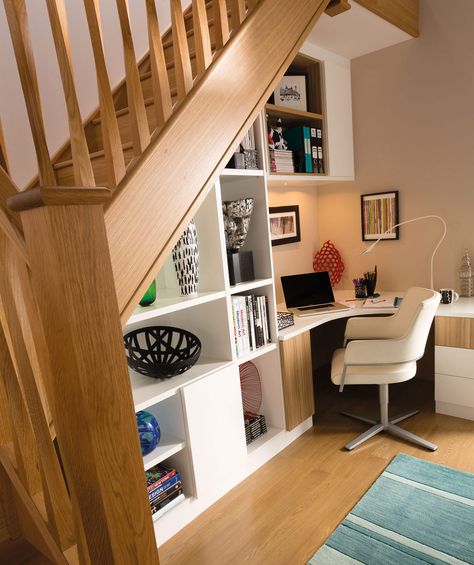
[
  {"left": 317, "top": 0, "right": 474, "bottom": 293},
  {"left": 0, "top": 0, "right": 188, "bottom": 187}
]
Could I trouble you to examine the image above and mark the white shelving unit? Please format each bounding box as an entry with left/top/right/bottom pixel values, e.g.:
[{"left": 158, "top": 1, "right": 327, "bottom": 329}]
[{"left": 123, "top": 113, "right": 314, "bottom": 546}]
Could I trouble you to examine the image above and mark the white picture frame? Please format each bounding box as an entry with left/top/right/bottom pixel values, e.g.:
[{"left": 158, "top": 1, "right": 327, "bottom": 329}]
[{"left": 273, "top": 75, "right": 307, "bottom": 112}]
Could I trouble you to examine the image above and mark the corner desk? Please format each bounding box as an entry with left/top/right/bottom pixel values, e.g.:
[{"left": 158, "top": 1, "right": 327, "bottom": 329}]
[{"left": 278, "top": 290, "right": 474, "bottom": 431}]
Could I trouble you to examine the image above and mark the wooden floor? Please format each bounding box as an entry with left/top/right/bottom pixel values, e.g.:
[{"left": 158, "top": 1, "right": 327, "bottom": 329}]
[{"left": 159, "top": 380, "right": 474, "bottom": 565}]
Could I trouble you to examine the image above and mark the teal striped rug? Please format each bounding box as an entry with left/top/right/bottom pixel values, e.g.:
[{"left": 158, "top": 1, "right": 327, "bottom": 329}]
[{"left": 309, "top": 454, "right": 474, "bottom": 564}]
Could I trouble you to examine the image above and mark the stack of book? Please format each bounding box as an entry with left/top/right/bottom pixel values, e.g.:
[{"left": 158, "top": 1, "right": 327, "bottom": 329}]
[
  {"left": 269, "top": 149, "right": 295, "bottom": 173},
  {"left": 244, "top": 414, "right": 267, "bottom": 445},
  {"left": 231, "top": 294, "right": 272, "bottom": 357},
  {"left": 146, "top": 463, "right": 184, "bottom": 519}
]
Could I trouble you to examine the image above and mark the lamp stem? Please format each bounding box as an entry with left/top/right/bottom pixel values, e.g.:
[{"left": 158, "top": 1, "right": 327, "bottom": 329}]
[{"left": 363, "top": 215, "right": 447, "bottom": 290}]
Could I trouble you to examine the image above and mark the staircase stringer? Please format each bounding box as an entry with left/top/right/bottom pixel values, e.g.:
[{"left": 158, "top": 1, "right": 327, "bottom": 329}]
[{"left": 105, "top": 0, "right": 331, "bottom": 323}]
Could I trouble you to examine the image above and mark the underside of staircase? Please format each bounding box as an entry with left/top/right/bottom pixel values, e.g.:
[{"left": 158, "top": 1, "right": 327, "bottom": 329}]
[{"left": 0, "top": 0, "right": 340, "bottom": 562}]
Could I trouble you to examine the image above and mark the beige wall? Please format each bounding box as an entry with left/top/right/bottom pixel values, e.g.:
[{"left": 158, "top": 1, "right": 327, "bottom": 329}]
[
  {"left": 268, "top": 185, "right": 320, "bottom": 304},
  {"left": 318, "top": 0, "right": 474, "bottom": 293}
]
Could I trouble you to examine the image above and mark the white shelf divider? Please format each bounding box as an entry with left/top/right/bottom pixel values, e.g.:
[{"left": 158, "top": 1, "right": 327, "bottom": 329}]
[
  {"left": 221, "top": 168, "right": 265, "bottom": 178},
  {"left": 229, "top": 278, "right": 273, "bottom": 295},
  {"left": 143, "top": 434, "right": 186, "bottom": 471},
  {"left": 235, "top": 343, "right": 278, "bottom": 365},
  {"left": 130, "top": 358, "right": 234, "bottom": 411}
]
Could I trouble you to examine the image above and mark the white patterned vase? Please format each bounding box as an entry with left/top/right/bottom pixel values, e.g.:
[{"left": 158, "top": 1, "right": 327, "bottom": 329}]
[{"left": 172, "top": 220, "right": 199, "bottom": 297}]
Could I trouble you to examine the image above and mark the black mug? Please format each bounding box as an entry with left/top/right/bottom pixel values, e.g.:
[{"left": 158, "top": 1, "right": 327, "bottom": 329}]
[{"left": 439, "top": 288, "right": 459, "bottom": 304}]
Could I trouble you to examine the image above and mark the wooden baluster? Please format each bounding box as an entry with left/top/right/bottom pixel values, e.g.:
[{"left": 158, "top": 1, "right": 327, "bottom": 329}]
[
  {"left": 0, "top": 234, "right": 75, "bottom": 550},
  {"left": 45, "top": 0, "right": 95, "bottom": 187},
  {"left": 3, "top": 0, "right": 56, "bottom": 187},
  {"left": 247, "top": 0, "right": 258, "bottom": 10},
  {"left": 213, "top": 0, "right": 229, "bottom": 49},
  {"left": 192, "top": 0, "right": 212, "bottom": 75},
  {"left": 171, "top": 0, "right": 193, "bottom": 103},
  {"left": 145, "top": 0, "right": 172, "bottom": 130},
  {"left": 83, "top": 0, "right": 126, "bottom": 188},
  {"left": 115, "top": 0, "right": 150, "bottom": 156},
  {"left": 0, "top": 118, "right": 9, "bottom": 173},
  {"left": 230, "top": 0, "right": 245, "bottom": 31},
  {"left": 0, "top": 322, "right": 41, "bottom": 498}
]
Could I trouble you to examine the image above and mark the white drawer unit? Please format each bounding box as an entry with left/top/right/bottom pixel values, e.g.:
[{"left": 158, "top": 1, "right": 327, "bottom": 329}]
[{"left": 435, "top": 345, "right": 474, "bottom": 421}]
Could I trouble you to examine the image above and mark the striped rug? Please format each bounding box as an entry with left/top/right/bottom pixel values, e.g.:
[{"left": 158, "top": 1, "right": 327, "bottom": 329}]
[{"left": 309, "top": 453, "right": 474, "bottom": 564}]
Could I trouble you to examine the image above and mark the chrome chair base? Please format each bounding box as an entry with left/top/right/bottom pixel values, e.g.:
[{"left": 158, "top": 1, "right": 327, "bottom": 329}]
[{"left": 340, "top": 409, "right": 438, "bottom": 451}]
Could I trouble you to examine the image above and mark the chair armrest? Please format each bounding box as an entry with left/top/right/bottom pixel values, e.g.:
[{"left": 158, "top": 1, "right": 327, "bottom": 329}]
[
  {"left": 344, "top": 337, "right": 417, "bottom": 365},
  {"left": 344, "top": 314, "right": 399, "bottom": 341}
]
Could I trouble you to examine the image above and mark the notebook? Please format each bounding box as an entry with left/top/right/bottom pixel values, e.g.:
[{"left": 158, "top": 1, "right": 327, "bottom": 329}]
[{"left": 281, "top": 272, "right": 349, "bottom": 317}]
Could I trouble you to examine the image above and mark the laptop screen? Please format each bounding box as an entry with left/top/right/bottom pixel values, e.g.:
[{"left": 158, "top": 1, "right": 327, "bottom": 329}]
[{"left": 281, "top": 272, "right": 335, "bottom": 308}]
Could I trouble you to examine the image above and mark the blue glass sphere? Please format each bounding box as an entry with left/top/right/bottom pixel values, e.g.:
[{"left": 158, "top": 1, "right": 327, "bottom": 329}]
[{"left": 136, "top": 410, "right": 161, "bottom": 455}]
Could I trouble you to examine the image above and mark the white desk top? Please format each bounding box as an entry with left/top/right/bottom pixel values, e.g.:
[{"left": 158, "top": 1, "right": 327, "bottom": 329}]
[{"left": 278, "top": 290, "right": 474, "bottom": 341}]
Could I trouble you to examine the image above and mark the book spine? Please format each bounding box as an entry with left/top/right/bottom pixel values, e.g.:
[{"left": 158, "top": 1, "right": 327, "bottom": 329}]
[
  {"left": 231, "top": 299, "right": 238, "bottom": 356},
  {"left": 303, "top": 126, "right": 312, "bottom": 173},
  {"left": 233, "top": 296, "right": 242, "bottom": 357},
  {"left": 151, "top": 493, "right": 185, "bottom": 520},
  {"left": 253, "top": 295, "right": 261, "bottom": 347},
  {"left": 248, "top": 295, "right": 256, "bottom": 351},
  {"left": 264, "top": 296, "right": 272, "bottom": 343},
  {"left": 147, "top": 469, "right": 177, "bottom": 493},
  {"left": 151, "top": 488, "right": 183, "bottom": 515},
  {"left": 260, "top": 296, "right": 268, "bottom": 344},
  {"left": 245, "top": 296, "right": 253, "bottom": 351},
  {"left": 149, "top": 480, "right": 182, "bottom": 505},
  {"left": 239, "top": 296, "right": 248, "bottom": 355},
  {"left": 148, "top": 474, "right": 180, "bottom": 501}
]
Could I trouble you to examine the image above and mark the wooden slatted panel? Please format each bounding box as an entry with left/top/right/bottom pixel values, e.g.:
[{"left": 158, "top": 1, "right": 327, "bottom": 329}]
[
  {"left": 213, "top": 0, "right": 230, "bottom": 49},
  {"left": 83, "top": 0, "right": 126, "bottom": 188},
  {"left": 230, "top": 0, "right": 245, "bottom": 31},
  {"left": 3, "top": 0, "right": 56, "bottom": 186},
  {"left": 171, "top": 0, "right": 193, "bottom": 103},
  {"left": 192, "top": 0, "right": 212, "bottom": 75},
  {"left": 45, "top": 0, "right": 95, "bottom": 187},
  {"left": 0, "top": 235, "right": 74, "bottom": 550},
  {"left": 145, "top": 0, "right": 172, "bottom": 130},
  {"left": 115, "top": 0, "right": 150, "bottom": 156}
]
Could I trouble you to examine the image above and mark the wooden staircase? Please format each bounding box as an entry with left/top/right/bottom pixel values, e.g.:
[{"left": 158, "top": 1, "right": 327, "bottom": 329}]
[{"left": 0, "top": 0, "right": 336, "bottom": 562}]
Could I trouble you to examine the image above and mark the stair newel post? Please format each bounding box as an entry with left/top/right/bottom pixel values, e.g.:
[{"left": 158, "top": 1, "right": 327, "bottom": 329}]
[{"left": 8, "top": 187, "right": 160, "bottom": 565}]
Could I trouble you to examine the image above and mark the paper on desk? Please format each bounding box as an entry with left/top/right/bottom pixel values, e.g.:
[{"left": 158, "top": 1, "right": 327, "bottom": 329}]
[{"left": 363, "top": 298, "right": 395, "bottom": 308}]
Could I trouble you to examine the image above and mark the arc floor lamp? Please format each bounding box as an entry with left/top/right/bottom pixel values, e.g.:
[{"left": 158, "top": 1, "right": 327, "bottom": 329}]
[{"left": 361, "top": 215, "right": 447, "bottom": 289}]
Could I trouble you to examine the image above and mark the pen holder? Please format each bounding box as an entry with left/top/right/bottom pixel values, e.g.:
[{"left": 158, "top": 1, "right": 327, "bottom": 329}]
[
  {"left": 354, "top": 280, "right": 366, "bottom": 299},
  {"left": 364, "top": 273, "right": 377, "bottom": 297}
]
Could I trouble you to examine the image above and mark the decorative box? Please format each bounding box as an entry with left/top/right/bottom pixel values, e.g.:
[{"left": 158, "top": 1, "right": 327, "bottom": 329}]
[
  {"left": 277, "top": 311, "right": 294, "bottom": 331},
  {"left": 244, "top": 414, "right": 267, "bottom": 445}
]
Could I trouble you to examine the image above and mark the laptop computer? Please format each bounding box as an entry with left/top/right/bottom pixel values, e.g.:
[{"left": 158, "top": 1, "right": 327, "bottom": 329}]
[{"left": 281, "top": 271, "right": 350, "bottom": 317}]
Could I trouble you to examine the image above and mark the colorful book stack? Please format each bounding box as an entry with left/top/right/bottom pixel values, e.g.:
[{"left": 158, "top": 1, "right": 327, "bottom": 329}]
[
  {"left": 285, "top": 125, "right": 324, "bottom": 174},
  {"left": 269, "top": 149, "right": 295, "bottom": 173},
  {"left": 231, "top": 294, "right": 272, "bottom": 357},
  {"left": 146, "top": 463, "right": 184, "bottom": 519}
]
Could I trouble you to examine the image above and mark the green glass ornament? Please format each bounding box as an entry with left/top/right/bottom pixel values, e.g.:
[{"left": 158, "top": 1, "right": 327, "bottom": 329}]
[{"left": 139, "top": 279, "right": 156, "bottom": 307}]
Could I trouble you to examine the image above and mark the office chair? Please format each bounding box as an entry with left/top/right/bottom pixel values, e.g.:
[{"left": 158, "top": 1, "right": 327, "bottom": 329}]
[{"left": 331, "top": 287, "right": 440, "bottom": 451}]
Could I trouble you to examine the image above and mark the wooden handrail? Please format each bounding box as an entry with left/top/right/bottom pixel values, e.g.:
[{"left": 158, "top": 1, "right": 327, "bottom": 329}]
[
  {"left": 0, "top": 119, "right": 9, "bottom": 173},
  {"left": 104, "top": 0, "right": 331, "bottom": 321}
]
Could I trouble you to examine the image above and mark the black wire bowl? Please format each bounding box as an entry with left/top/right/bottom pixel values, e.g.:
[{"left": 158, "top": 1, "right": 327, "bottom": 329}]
[{"left": 124, "top": 326, "right": 201, "bottom": 379}]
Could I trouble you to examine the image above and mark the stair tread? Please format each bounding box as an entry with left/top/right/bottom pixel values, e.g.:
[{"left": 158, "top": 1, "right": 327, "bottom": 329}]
[{"left": 54, "top": 142, "right": 133, "bottom": 170}]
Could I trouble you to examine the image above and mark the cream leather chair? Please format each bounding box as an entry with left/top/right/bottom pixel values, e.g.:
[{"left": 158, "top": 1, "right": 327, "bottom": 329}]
[{"left": 331, "top": 287, "right": 440, "bottom": 451}]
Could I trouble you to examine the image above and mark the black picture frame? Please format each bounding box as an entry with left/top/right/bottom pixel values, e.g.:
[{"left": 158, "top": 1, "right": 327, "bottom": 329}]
[
  {"left": 269, "top": 205, "right": 301, "bottom": 246},
  {"left": 361, "top": 190, "right": 399, "bottom": 242}
]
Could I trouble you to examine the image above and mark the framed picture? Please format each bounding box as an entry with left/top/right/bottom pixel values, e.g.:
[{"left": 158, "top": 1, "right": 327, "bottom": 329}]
[
  {"left": 273, "top": 75, "right": 307, "bottom": 112},
  {"left": 269, "top": 205, "right": 301, "bottom": 246},
  {"left": 361, "top": 191, "right": 399, "bottom": 241}
]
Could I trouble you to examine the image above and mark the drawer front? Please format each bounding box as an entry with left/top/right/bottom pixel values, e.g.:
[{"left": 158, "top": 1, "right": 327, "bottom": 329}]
[
  {"left": 435, "top": 373, "right": 474, "bottom": 408},
  {"left": 435, "top": 346, "right": 474, "bottom": 379}
]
